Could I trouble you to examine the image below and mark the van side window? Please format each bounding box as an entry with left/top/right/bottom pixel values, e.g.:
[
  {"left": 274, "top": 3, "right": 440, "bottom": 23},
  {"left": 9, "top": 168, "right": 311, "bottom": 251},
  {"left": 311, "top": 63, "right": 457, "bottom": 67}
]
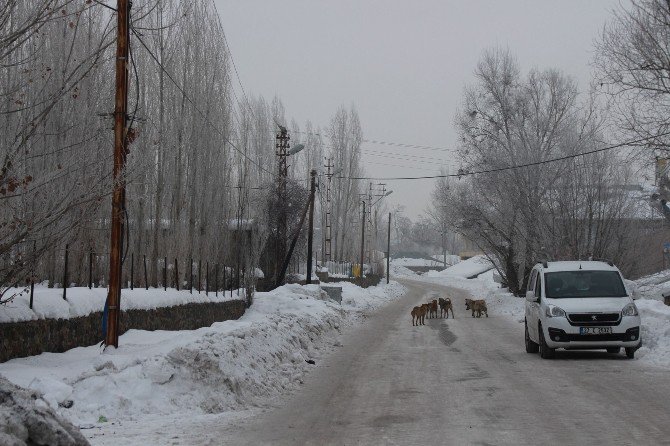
[
  {"left": 528, "top": 270, "right": 537, "bottom": 293},
  {"left": 535, "top": 273, "right": 542, "bottom": 299}
]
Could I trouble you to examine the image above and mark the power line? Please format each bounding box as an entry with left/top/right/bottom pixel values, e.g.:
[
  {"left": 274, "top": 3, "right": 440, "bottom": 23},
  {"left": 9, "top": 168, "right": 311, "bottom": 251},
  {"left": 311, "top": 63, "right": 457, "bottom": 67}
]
[
  {"left": 210, "top": 1, "right": 253, "bottom": 115},
  {"left": 365, "top": 160, "right": 445, "bottom": 173},
  {"left": 360, "top": 149, "right": 455, "bottom": 165},
  {"left": 130, "top": 26, "right": 274, "bottom": 177},
  {"left": 339, "top": 133, "right": 670, "bottom": 181},
  {"left": 292, "top": 129, "right": 458, "bottom": 153}
]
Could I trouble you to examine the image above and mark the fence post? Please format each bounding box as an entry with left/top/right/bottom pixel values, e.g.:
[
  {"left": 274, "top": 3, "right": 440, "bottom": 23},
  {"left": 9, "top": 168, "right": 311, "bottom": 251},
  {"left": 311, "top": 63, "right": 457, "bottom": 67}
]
[
  {"left": 175, "top": 258, "right": 179, "bottom": 291},
  {"left": 223, "top": 265, "right": 226, "bottom": 296},
  {"left": 30, "top": 240, "right": 36, "bottom": 309},
  {"left": 143, "top": 254, "right": 148, "bottom": 290},
  {"left": 130, "top": 253, "right": 134, "bottom": 290},
  {"left": 62, "top": 244, "right": 69, "bottom": 300},
  {"left": 206, "top": 261, "right": 209, "bottom": 296},
  {"left": 215, "top": 263, "right": 219, "bottom": 297},
  {"left": 198, "top": 259, "right": 202, "bottom": 294},
  {"left": 88, "top": 248, "right": 93, "bottom": 289},
  {"left": 189, "top": 258, "right": 193, "bottom": 294},
  {"left": 163, "top": 256, "right": 167, "bottom": 291}
]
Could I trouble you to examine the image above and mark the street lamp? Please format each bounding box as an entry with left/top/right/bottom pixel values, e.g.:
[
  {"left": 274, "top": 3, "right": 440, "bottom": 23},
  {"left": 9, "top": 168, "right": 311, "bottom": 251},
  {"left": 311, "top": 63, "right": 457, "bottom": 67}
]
[{"left": 288, "top": 143, "right": 304, "bottom": 155}]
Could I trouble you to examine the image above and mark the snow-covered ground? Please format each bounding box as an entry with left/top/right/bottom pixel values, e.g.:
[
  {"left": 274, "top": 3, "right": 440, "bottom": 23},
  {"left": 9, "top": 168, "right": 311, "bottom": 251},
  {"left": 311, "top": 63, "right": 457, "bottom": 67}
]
[
  {"left": 391, "top": 257, "right": 444, "bottom": 267},
  {"left": 0, "top": 280, "right": 406, "bottom": 440},
  {"left": 424, "top": 254, "right": 493, "bottom": 279},
  {"left": 421, "top": 265, "right": 670, "bottom": 368},
  {"left": 0, "top": 376, "right": 89, "bottom": 445},
  {"left": 0, "top": 284, "right": 241, "bottom": 323}
]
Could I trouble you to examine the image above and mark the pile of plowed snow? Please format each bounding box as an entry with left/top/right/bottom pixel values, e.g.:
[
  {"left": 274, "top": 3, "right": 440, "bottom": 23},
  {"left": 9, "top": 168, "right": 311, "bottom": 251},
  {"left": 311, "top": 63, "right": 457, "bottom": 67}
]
[
  {"left": 0, "top": 375, "right": 88, "bottom": 445},
  {"left": 0, "top": 281, "right": 405, "bottom": 428},
  {"left": 424, "top": 255, "right": 493, "bottom": 279}
]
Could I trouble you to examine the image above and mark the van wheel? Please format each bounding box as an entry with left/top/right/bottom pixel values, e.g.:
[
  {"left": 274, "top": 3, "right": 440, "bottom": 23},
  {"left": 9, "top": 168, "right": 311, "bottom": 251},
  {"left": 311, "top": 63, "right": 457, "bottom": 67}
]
[
  {"left": 525, "top": 321, "right": 539, "bottom": 353},
  {"left": 625, "top": 347, "right": 636, "bottom": 359},
  {"left": 606, "top": 347, "right": 621, "bottom": 354},
  {"left": 538, "top": 324, "right": 555, "bottom": 359}
]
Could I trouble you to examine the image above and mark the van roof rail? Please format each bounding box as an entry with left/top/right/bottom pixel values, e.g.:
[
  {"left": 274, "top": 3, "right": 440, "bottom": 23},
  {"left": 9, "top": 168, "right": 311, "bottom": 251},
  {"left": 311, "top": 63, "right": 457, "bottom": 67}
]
[{"left": 592, "top": 257, "right": 614, "bottom": 267}]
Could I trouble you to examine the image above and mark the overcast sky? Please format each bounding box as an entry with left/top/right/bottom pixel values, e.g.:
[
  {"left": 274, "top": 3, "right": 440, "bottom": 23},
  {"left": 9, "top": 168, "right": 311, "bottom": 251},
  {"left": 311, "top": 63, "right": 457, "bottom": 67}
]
[{"left": 214, "top": 0, "right": 623, "bottom": 219}]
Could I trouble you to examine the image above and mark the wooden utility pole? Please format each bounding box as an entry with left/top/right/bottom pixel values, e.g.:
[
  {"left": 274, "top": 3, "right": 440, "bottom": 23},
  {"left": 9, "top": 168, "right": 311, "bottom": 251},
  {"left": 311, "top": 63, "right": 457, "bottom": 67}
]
[
  {"left": 277, "top": 185, "right": 314, "bottom": 287},
  {"left": 387, "top": 212, "right": 391, "bottom": 284},
  {"left": 306, "top": 170, "right": 316, "bottom": 284},
  {"left": 359, "top": 200, "right": 365, "bottom": 280},
  {"left": 105, "top": 0, "right": 130, "bottom": 348}
]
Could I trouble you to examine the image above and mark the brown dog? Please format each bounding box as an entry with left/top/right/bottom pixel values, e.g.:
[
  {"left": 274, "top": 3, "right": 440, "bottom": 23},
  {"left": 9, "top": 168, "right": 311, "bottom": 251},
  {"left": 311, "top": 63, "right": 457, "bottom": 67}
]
[
  {"left": 429, "top": 300, "right": 438, "bottom": 319},
  {"left": 421, "top": 303, "right": 431, "bottom": 318},
  {"left": 411, "top": 305, "right": 427, "bottom": 326},
  {"left": 438, "top": 297, "right": 454, "bottom": 318},
  {"left": 465, "top": 298, "right": 488, "bottom": 318}
]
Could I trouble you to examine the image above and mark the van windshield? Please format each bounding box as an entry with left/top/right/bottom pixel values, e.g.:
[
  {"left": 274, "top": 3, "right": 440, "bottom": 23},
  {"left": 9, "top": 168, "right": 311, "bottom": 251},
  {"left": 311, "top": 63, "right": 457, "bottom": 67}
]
[{"left": 544, "top": 271, "right": 627, "bottom": 298}]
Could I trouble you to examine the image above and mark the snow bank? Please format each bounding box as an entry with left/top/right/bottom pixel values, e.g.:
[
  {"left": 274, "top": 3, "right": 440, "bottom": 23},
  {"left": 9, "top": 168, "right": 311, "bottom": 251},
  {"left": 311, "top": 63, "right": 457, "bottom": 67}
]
[
  {"left": 391, "top": 257, "right": 444, "bottom": 267},
  {"left": 0, "top": 285, "right": 240, "bottom": 323},
  {"left": 635, "top": 299, "right": 670, "bottom": 366},
  {"left": 0, "top": 375, "right": 88, "bottom": 445},
  {"left": 424, "top": 255, "right": 493, "bottom": 279},
  {"left": 390, "top": 263, "right": 418, "bottom": 278},
  {"left": 0, "top": 281, "right": 406, "bottom": 428}
]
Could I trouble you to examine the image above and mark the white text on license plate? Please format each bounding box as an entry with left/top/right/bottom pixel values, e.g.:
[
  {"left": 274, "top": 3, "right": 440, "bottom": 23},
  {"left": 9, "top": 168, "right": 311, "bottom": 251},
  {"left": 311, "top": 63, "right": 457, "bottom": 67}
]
[{"left": 580, "top": 327, "right": 612, "bottom": 335}]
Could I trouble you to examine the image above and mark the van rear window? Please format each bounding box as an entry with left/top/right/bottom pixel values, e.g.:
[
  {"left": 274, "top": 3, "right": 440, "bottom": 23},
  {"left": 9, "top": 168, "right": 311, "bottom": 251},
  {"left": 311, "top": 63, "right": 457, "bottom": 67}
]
[{"left": 544, "top": 271, "right": 627, "bottom": 298}]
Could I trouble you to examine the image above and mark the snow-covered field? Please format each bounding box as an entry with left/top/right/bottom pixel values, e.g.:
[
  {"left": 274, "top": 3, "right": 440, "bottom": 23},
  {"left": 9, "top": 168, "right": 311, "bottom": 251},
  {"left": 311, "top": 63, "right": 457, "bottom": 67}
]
[
  {"left": 0, "top": 284, "right": 241, "bottom": 323},
  {"left": 0, "top": 281, "right": 406, "bottom": 439},
  {"left": 421, "top": 266, "right": 670, "bottom": 368}
]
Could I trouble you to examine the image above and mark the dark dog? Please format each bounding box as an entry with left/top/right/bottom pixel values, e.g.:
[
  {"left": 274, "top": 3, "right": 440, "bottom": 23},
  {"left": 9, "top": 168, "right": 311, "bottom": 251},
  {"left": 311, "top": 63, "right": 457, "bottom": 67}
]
[{"left": 438, "top": 297, "right": 454, "bottom": 318}]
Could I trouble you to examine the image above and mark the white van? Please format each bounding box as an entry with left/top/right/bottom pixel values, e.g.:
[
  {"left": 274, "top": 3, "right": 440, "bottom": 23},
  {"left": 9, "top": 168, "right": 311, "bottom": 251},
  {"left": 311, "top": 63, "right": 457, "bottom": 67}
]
[{"left": 524, "top": 261, "right": 641, "bottom": 359}]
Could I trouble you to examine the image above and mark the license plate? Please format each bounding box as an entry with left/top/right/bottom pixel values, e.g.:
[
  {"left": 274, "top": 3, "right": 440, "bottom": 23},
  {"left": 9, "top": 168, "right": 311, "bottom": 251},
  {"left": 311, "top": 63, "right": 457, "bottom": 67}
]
[{"left": 580, "top": 327, "right": 612, "bottom": 335}]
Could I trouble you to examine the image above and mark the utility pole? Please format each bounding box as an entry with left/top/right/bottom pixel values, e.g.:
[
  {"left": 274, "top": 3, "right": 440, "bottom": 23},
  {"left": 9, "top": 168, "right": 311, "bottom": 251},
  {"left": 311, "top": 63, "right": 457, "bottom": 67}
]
[
  {"left": 105, "top": 0, "right": 130, "bottom": 348},
  {"left": 387, "top": 212, "right": 391, "bottom": 284},
  {"left": 359, "top": 200, "right": 365, "bottom": 280},
  {"left": 366, "top": 182, "right": 373, "bottom": 264},
  {"left": 324, "top": 157, "right": 334, "bottom": 262},
  {"left": 275, "top": 125, "right": 290, "bottom": 284},
  {"left": 306, "top": 170, "right": 316, "bottom": 284}
]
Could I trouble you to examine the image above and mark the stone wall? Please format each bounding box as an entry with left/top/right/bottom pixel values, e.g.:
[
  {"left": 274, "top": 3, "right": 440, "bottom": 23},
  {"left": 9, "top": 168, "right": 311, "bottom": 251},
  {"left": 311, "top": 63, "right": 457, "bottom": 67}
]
[{"left": 0, "top": 300, "right": 246, "bottom": 363}]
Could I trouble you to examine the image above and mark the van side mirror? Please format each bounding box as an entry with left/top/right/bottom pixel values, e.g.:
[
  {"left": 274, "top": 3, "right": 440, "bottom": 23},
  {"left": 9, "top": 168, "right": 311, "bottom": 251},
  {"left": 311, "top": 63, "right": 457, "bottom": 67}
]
[{"left": 525, "top": 290, "right": 538, "bottom": 303}]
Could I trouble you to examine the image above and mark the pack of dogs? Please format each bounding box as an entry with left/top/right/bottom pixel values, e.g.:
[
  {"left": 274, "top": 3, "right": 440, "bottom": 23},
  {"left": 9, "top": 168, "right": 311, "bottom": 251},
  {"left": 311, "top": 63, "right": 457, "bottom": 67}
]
[{"left": 411, "top": 296, "right": 488, "bottom": 326}]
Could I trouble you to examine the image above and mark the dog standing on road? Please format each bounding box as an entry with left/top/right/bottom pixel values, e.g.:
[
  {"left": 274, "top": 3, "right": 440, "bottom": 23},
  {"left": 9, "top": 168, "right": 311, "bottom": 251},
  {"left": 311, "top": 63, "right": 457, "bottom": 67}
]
[
  {"left": 465, "top": 298, "right": 488, "bottom": 318},
  {"left": 438, "top": 297, "right": 454, "bottom": 318},
  {"left": 429, "top": 300, "right": 439, "bottom": 319},
  {"left": 411, "top": 305, "right": 427, "bottom": 326}
]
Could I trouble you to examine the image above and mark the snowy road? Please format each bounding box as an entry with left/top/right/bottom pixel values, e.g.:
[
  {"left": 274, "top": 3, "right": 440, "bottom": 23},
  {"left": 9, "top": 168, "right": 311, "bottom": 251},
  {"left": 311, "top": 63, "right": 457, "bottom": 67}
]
[{"left": 211, "top": 278, "right": 670, "bottom": 445}]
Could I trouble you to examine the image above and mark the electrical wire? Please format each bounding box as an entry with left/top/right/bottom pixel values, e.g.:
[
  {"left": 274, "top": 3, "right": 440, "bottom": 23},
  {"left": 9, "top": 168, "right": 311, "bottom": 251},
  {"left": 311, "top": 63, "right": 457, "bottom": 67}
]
[
  {"left": 292, "top": 129, "right": 458, "bottom": 153},
  {"left": 360, "top": 150, "right": 455, "bottom": 167},
  {"left": 129, "top": 26, "right": 274, "bottom": 177},
  {"left": 360, "top": 148, "right": 455, "bottom": 164},
  {"left": 90, "top": 0, "right": 116, "bottom": 12},
  {"left": 338, "top": 132, "right": 670, "bottom": 181},
  {"left": 210, "top": 1, "right": 254, "bottom": 118}
]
